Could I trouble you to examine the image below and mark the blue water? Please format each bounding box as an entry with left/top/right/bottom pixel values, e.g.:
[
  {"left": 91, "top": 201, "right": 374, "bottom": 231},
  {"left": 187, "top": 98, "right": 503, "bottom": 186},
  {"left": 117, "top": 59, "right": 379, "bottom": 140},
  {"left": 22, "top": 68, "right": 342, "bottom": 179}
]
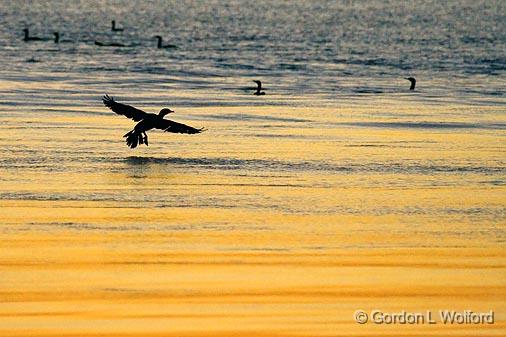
[{"left": 0, "top": 0, "right": 505, "bottom": 108}]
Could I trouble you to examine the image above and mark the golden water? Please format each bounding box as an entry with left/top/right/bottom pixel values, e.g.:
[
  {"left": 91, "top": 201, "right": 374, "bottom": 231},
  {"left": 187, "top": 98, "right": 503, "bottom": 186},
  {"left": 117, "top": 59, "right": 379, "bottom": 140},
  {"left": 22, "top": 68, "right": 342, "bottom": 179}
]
[{"left": 1, "top": 100, "right": 505, "bottom": 336}]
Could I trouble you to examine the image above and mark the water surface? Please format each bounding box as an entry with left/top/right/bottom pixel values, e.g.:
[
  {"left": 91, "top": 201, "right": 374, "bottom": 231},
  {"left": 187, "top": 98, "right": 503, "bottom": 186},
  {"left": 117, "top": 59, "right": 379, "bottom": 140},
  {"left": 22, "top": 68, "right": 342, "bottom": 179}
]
[{"left": 0, "top": 1, "right": 505, "bottom": 336}]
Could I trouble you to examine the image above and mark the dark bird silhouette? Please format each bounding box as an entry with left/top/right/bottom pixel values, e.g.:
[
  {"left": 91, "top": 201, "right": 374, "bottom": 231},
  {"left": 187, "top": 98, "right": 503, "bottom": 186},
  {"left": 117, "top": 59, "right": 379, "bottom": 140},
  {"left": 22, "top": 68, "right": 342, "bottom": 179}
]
[
  {"left": 253, "top": 80, "right": 265, "bottom": 95},
  {"left": 155, "top": 36, "right": 177, "bottom": 49},
  {"left": 111, "top": 20, "right": 124, "bottom": 32},
  {"left": 26, "top": 57, "right": 40, "bottom": 63},
  {"left": 23, "top": 28, "right": 46, "bottom": 42},
  {"left": 102, "top": 94, "right": 205, "bottom": 148},
  {"left": 53, "top": 32, "right": 72, "bottom": 43},
  {"left": 405, "top": 77, "right": 416, "bottom": 90},
  {"left": 94, "top": 41, "right": 126, "bottom": 47}
]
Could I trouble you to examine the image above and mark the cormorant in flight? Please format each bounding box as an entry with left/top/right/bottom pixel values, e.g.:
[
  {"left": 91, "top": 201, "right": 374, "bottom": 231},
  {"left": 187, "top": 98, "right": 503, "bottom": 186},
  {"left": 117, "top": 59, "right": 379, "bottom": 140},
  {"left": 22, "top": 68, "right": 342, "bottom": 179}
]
[
  {"left": 155, "top": 36, "right": 177, "bottom": 49},
  {"left": 23, "top": 28, "right": 45, "bottom": 42},
  {"left": 111, "top": 20, "right": 124, "bottom": 32},
  {"left": 253, "top": 80, "right": 265, "bottom": 95},
  {"left": 405, "top": 77, "right": 416, "bottom": 90},
  {"left": 102, "top": 95, "right": 205, "bottom": 148}
]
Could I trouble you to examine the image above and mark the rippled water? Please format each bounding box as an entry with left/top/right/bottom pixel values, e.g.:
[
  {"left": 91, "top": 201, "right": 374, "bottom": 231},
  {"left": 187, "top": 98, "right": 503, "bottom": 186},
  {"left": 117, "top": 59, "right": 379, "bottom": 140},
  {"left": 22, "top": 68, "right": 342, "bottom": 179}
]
[
  {"left": 0, "top": 1, "right": 505, "bottom": 336},
  {"left": 0, "top": 0, "right": 505, "bottom": 243},
  {"left": 0, "top": 0, "right": 505, "bottom": 108}
]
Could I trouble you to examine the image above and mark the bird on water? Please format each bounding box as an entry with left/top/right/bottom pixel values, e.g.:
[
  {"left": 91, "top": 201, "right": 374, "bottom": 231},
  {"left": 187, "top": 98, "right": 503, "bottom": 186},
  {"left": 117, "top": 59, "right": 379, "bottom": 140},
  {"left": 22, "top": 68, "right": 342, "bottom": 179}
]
[
  {"left": 111, "top": 20, "right": 124, "bottom": 32},
  {"left": 102, "top": 95, "right": 205, "bottom": 148},
  {"left": 23, "top": 28, "right": 45, "bottom": 41},
  {"left": 53, "top": 32, "right": 73, "bottom": 44},
  {"left": 154, "top": 36, "right": 177, "bottom": 49},
  {"left": 405, "top": 77, "right": 416, "bottom": 90},
  {"left": 94, "top": 41, "right": 126, "bottom": 47},
  {"left": 253, "top": 80, "right": 265, "bottom": 95}
]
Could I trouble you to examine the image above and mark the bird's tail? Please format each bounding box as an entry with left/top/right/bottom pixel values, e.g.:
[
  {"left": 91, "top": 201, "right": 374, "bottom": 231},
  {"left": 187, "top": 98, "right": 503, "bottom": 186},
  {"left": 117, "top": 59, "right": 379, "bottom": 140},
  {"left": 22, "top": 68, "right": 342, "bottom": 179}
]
[{"left": 123, "top": 130, "right": 148, "bottom": 149}]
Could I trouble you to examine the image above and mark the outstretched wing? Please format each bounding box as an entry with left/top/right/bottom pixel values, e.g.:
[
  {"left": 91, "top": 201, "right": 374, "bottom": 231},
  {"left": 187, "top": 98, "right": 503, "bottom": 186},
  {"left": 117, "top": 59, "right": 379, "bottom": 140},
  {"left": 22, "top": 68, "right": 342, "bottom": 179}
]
[
  {"left": 156, "top": 119, "right": 205, "bottom": 134},
  {"left": 102, "top": 94, "right": 148, "bottom": 121}
]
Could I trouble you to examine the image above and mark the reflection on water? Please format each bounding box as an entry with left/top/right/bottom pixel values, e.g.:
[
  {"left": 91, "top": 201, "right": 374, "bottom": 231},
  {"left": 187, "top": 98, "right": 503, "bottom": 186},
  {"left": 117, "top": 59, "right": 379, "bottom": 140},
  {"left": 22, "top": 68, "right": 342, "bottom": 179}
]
[{"left": 1, "top": 102, "right": 504, "bottom": 337}]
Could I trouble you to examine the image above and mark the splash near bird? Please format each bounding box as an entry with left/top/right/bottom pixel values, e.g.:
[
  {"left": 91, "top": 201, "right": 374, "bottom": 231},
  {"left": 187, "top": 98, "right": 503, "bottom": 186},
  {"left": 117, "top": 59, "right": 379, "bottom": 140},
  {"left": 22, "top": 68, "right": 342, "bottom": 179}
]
[
  {"left": 102, "top": 95, "right": 205, "bottom": 148},
  {"left": 253, "top": 80, "right": 265, "bottom": 95},
  {"left": 405, "top": 77, "right": 416, "bottom": 90}
]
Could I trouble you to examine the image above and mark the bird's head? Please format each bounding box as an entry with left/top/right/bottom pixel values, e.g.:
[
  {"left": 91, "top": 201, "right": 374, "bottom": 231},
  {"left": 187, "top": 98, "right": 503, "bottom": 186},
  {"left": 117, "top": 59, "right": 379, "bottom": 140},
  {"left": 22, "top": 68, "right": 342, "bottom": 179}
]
[
  {"left": 158, "top": 108, "right": 174, "bottom": 117},
  {"left": 253, "top": 80, "right": 261, "bottom": 85},
  {"left": 405, "top": 77, "right": 416, "bottom": 83},
  {"left": 23, "top": 28, "right": 28, "bottom": 33},
  {"left": 154, "top": 35, "right": 162, "bottom": 40}
]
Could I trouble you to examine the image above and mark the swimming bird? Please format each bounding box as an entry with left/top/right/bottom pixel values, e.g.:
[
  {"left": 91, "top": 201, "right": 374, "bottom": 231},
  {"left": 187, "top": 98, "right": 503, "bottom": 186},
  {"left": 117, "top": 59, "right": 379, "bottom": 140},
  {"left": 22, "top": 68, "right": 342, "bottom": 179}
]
[
  {"left": 405, "top": 77, "right": 416, "bottom": 90},
  {"left": 102, "top": 94, "right": 205, "bottom": 148},
  {"left": 53, "top": 32, "right": 73, "bottom": 43},
  {"left": 154, "top": 36, "right": 177, "bottom": 49},
  {"left": 111, "top": 20, "right": 124, "bottom": 32},
  {"left": 94, "top": 41, "right": 126, "bottom": 47},
  {"left": 253, "top": 80, "right": 265, "bottom": 95},
  {"left": 23, "top": 28, "right": 45, "bottom": 42}
]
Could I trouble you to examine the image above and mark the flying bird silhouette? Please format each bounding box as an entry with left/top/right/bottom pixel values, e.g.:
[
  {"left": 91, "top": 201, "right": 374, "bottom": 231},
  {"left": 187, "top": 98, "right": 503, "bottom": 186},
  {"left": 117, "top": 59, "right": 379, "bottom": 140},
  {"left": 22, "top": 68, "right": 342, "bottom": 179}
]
[
  {"left": 405, "top": 77, "right": 416, "bottom": 90},
  {"left": 102, "top": 95, "right": 205, "bottom": 148},
  {"left": 253, "top": 80, "right": 265, "bottom": 95}
]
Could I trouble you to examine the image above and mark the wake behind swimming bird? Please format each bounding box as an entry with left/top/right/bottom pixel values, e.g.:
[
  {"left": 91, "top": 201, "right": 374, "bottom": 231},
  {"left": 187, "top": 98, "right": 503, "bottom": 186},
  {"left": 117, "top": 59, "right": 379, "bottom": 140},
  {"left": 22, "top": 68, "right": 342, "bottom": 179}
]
[{"left": 102, "top": 95, "right": 205, "bottom": 148}]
